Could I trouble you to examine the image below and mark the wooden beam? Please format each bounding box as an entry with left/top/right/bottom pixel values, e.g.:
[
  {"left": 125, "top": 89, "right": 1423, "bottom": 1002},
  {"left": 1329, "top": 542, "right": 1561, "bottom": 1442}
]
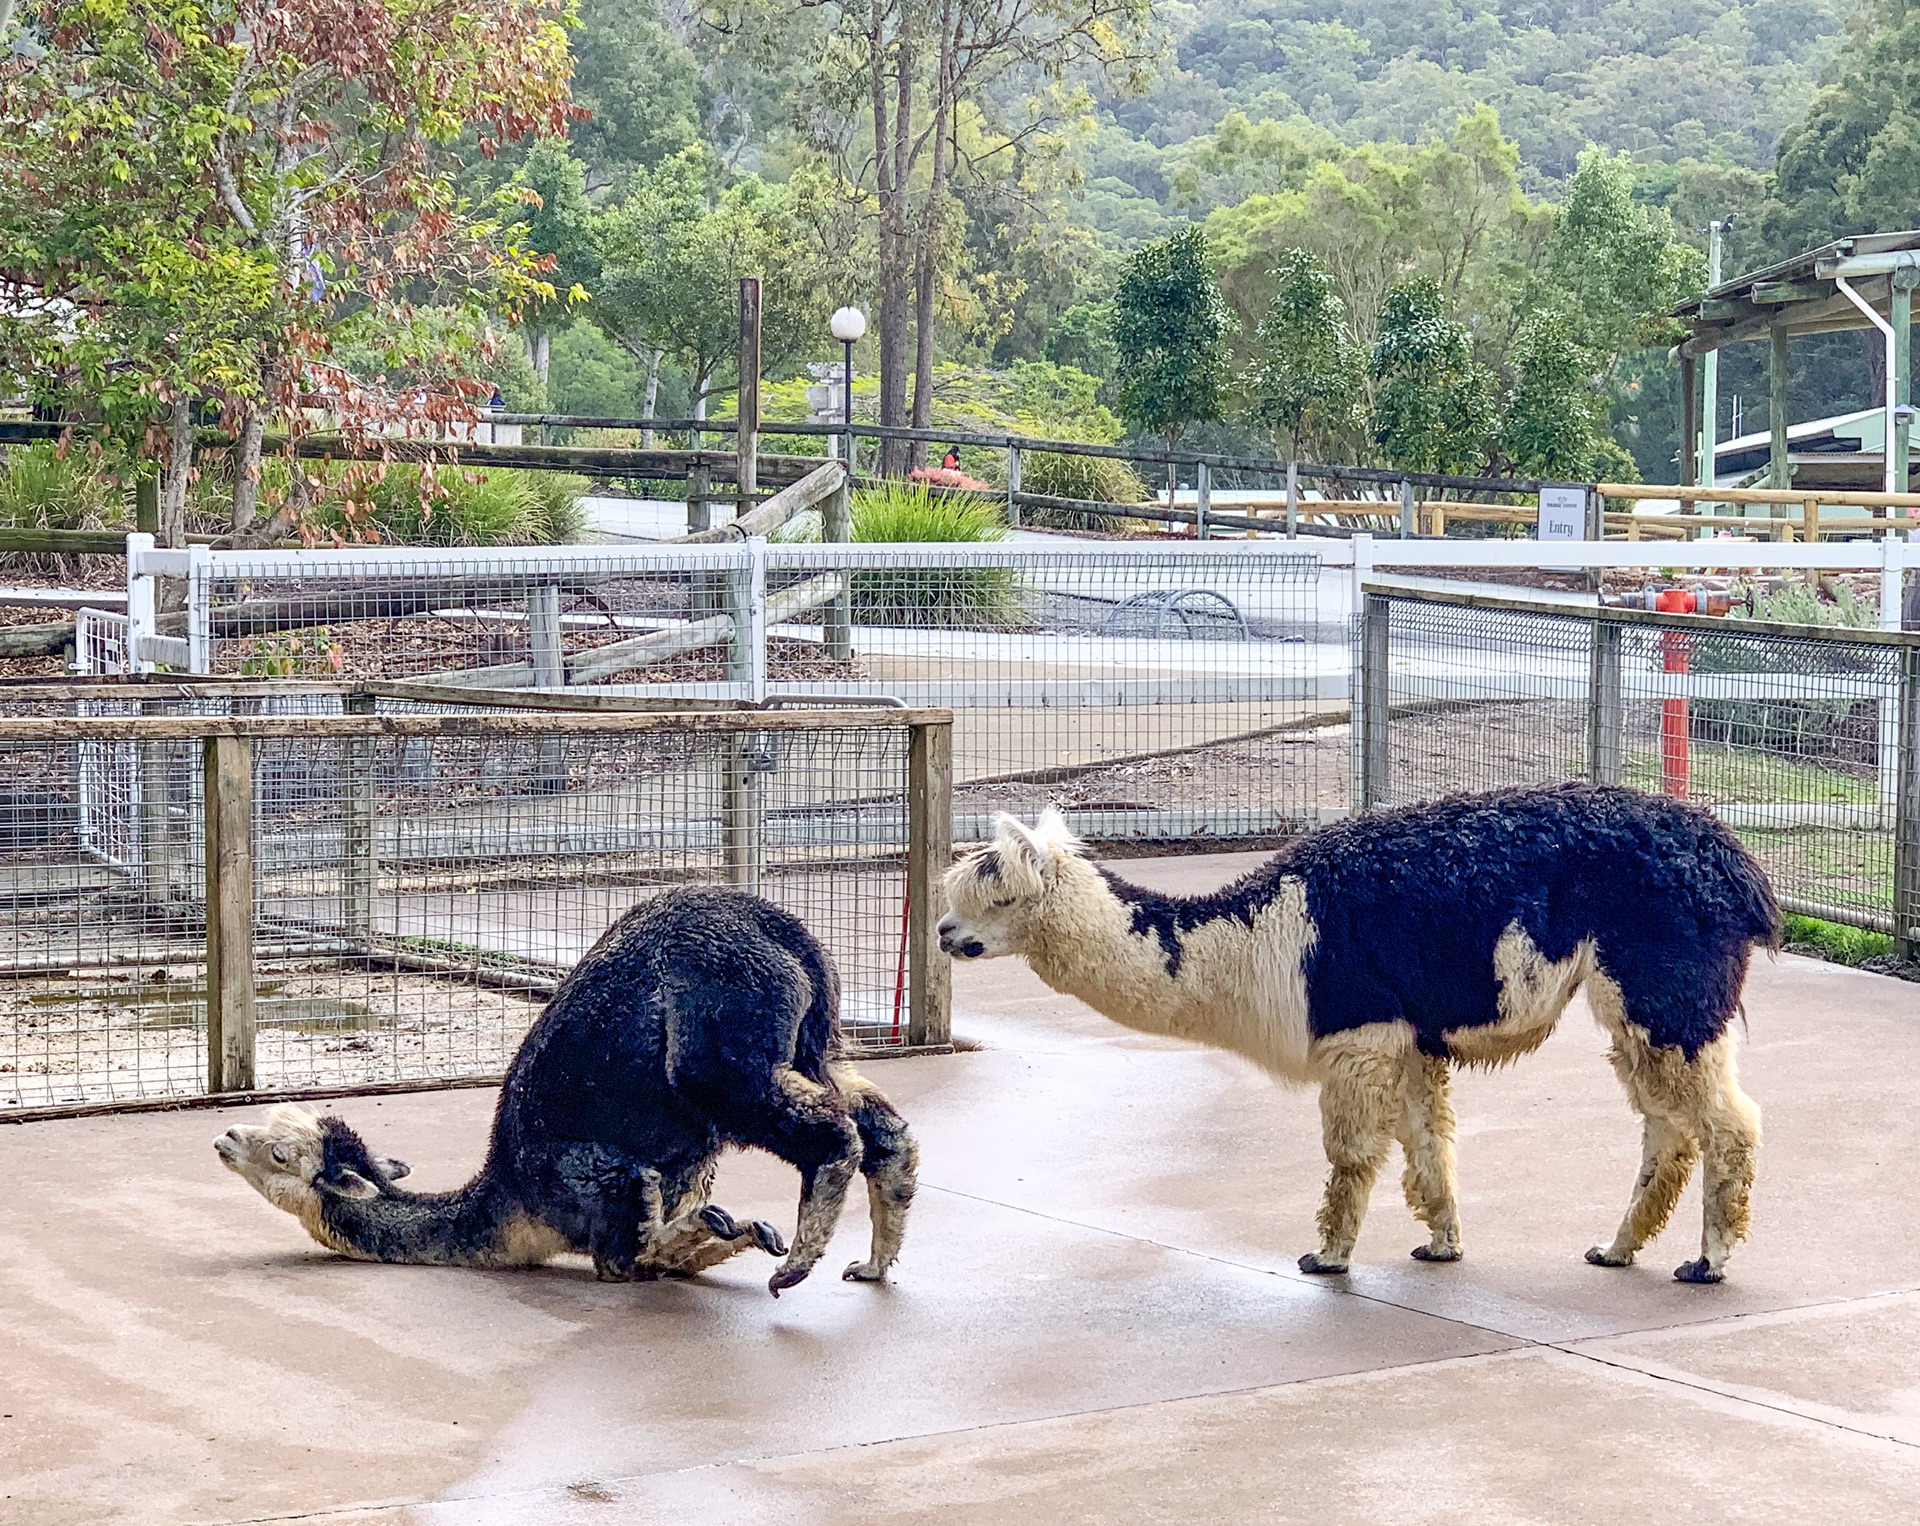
[
  {"left": 0, "top": 710, "right": 947, "bottom": 741},
  {"left": 1752, "top": 278, "right": 1830, "bottom": 305},
  {"left": 204, "top": 734, "right": 257, "bottom": 1092},
  {"left": 906, "top": 717, "right": 953, "bottom": 1048},
  {"left": 737, "top": 277, "right": 761, "bottom": 515},
  {"left": 1770, "top": 325, "right": 1792, "bottom": 491},
  {"left": 1680, "top": 351, "right": 1697, "bottom": 486}
]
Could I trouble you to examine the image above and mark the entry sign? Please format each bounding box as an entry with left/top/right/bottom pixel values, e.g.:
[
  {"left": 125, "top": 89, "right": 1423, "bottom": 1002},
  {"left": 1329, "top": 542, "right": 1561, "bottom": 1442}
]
[{"left": 1537, "top": 484, "right": 1588, "bottom": 541}]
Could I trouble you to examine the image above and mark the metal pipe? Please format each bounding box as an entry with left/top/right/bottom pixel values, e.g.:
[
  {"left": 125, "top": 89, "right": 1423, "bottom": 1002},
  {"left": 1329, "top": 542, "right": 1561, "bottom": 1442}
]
[{"left": 1834, "top": 274, "right": 1898, "bottom": 493}]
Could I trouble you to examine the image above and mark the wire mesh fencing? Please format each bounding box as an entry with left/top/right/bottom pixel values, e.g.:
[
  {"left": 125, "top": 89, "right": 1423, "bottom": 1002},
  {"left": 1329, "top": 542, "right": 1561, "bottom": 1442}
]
[
  {"left": 764, "top": 542, "right": 1347, "bottom": 843},
  {"left": 1360, "top": 587, "right": 1913, "bottom": 937},
  {"left": 183, "top": 543, "right": 768, "bottom": 693},
  {"left": 152, "top": 540, "right": 1355, "bottom": 846},
  {"left": 0, "top": 702, "right": 946, "bottom": 1115}
]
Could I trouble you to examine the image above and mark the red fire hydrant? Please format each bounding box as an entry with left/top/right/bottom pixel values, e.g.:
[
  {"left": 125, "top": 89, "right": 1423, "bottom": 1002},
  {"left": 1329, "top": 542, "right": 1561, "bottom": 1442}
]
[
  {"left": 1598, "top": 587, "right": 1740, "bottom": 800},
  {"left": 1653, "top": 589, "right": 1696, "bottom": 800}
]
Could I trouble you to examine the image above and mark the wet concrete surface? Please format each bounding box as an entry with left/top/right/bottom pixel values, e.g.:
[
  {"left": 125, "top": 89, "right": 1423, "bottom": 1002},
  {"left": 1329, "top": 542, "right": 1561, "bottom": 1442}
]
[{"left": 2, "top": 850, "right": 1918, "bottom": 1522}]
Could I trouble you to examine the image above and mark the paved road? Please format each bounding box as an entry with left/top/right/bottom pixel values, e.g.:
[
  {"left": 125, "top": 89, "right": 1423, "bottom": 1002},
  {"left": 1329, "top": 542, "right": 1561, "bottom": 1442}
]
[{"left": 2, "top": 850, "right": 1916, "bottom": 1522}]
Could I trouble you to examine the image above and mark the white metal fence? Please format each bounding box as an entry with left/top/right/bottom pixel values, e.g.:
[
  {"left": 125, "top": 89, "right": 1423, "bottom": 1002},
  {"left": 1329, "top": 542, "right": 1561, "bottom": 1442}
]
[{"left": 116, "top": 533, "right": 1920, "bottom": 847}]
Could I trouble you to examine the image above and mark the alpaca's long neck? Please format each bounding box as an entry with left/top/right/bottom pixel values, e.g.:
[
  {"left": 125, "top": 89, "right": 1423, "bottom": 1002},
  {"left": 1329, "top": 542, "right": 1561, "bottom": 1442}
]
[
  {"left": 309, "top": 1178, "right": 526, "bottom": 1267},
  {"left": 1021, "top": 861, "right": 1315, "bottom": 1078},
  {"left": 1024, "top": 866, "right": 1228, "bottom": 1028}
]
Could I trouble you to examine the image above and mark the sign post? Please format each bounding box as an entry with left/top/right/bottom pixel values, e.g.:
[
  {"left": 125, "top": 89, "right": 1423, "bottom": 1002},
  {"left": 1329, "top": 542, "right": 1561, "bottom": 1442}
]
[{"left": 1537, "top": 484, "right": 1588, "bottom": 542}]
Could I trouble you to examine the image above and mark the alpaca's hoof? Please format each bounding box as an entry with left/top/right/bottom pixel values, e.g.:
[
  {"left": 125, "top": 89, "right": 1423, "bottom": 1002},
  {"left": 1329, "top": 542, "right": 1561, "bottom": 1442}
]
[
  {"left": 1586, "top": 1245, "right": 1634, "bottom": 1268},
  {"left": 1411, "top": 1244, "right": 1462, "bottom": 1263},
  {"left": 1298, "top": 1252, "right": 1348, "bottom": 1275},
  {"left": 1673, "top": 1257, "right": 1724, "bottom": 1284},
  {"left": 768, "top": 1261, "right": 813, "bottom": 1297},
  {"left": 699, "top": 1204, "right": 743, "bottom": 1239},
  {"left": 748, "top": 1220, "right": 787, "bottom": 1257},
  {"left": 843, "top": 1259, "right": 886, "bottom": 1283}
]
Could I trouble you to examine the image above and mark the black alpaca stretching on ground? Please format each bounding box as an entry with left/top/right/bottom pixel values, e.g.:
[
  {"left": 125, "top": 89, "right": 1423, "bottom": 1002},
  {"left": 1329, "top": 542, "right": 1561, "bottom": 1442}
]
[
  {"left": 939, "top": 784, "right": 1779, "bottom": 1282},
  {"left": 218, "top": 889, "right": 917, "bottom": 1295}
]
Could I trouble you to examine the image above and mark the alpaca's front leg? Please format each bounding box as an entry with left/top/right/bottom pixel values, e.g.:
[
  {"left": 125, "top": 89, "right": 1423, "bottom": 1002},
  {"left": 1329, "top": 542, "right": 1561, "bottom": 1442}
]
[
  {"left": 1397, "top": 1053, "right": 1463, "bottom": 1263},
  {"left": 1300, "top": 1036, "right": 1401, "bottom": 1274}
]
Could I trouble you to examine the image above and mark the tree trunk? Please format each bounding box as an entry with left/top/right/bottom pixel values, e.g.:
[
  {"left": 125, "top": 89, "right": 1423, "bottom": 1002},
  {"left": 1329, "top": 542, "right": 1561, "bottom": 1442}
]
[
  {"left": 533, "top": 326, "right": 551, "bottom": 387},
  {"left": 874, "top": 19, "right": 914, "bottom": 477},
  {"left": 641, "top": 348, "right": 663, "bottom": 448},
  {"left": 907, "top": 2, "right": 959, "bottom": 473},
  {"left": 694, "top": 369, "right": 709, "bottom": 422},
  {"left": 230, "top": 406, "right": 266, "bottom": 535},
  {"left": 162, "top": 395, "right": 193, "bottom": 549}
]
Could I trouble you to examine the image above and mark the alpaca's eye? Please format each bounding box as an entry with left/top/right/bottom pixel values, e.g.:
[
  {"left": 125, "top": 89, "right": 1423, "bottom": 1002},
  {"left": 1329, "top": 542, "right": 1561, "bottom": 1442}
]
[
  {"left": 991, "top": 898, "right": 1015, "bottom": 909},
  {"left": 270, "top": 1144, "right": 290, "bottom": 1165}
]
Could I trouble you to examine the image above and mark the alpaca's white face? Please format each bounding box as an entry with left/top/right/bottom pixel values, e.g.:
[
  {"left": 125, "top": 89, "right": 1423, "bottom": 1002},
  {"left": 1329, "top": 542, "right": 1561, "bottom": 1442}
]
[
  {"left": 215, "top": 1106, "right": 329, "bottom": 1218},
  {"left": 214, "top": 1106, "right": 409, "bottom": 1219},
  {"left": 939, "top": 810, "right": 1079, "bottom": 960}
]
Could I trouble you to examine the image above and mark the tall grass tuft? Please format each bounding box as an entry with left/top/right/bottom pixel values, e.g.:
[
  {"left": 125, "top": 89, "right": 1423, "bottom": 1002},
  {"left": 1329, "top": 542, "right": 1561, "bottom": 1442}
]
[
  {"left": 313, "top": 465, "right": 587, "bottom": 545},
  {"left": 0, "top": 441, "right": 127, "bottom": 577},
  {"left": 849, "top": 480, "right": 1021, "bottom": 627}
]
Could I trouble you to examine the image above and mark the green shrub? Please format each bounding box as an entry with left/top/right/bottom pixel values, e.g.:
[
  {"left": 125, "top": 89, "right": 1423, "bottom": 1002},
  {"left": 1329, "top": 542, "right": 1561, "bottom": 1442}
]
[
  {"left": 1017, "top": 448, "right": 1148, "bottom": 532},
  {"left": 853, "top": 480, "right": 1009, "bottom": 545},
  {"left": 1690, "top": 580, "right": 1883, "bottom": 771},
  {"left": 521, "top": 471, "right": 588, "bottom": 545},
  {"left": 848, "top": 480, "right": 1020, "bottom": 627},
  {"left": 1750, "top": 581, "right": 1876, "bottom": 629},
  {"left": 312, "top": 464, "right": 586, "bottom": 545},
  {"left": 0, "top": 441, "right": 124, "bottom": 530}
]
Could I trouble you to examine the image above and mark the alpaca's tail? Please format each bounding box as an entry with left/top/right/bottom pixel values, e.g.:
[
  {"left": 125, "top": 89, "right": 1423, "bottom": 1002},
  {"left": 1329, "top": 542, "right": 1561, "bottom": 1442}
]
[{"left": 1715, "top": 831, "right": 1783, "bottom": 952}]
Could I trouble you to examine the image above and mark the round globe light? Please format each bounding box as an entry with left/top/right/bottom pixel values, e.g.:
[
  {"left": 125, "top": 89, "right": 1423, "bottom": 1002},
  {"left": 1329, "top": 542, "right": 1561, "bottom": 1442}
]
[{"left": 829, "top": 306, "right": 868, "bottom": 343}]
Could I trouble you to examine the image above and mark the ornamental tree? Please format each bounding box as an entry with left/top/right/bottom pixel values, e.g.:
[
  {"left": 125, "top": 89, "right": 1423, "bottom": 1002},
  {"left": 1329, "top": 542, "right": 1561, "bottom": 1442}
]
[
  {"left": 0, "top": 1, "right": 576, "bottom": 539},
  {"left": 1112, "top": 226, "right": 1237, "bottom": 451}
]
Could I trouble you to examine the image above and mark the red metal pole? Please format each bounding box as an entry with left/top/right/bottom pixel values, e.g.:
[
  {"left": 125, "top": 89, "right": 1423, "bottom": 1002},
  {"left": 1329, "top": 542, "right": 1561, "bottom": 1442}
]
[{"left": 1654, "top": 588, "right": 1696, "bottom": 800}]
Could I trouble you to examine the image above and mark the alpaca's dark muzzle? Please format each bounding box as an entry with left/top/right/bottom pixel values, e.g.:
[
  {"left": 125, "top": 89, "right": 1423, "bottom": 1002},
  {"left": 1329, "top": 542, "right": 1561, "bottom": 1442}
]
[{"left": 935, "top": 913, "right": 984, "bottom": 959}]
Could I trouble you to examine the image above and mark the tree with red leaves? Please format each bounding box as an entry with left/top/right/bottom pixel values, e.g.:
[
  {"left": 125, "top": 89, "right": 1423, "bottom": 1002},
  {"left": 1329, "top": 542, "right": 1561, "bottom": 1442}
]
[{"left": 0, "top": 1, "right": 577, "bottom": 540}]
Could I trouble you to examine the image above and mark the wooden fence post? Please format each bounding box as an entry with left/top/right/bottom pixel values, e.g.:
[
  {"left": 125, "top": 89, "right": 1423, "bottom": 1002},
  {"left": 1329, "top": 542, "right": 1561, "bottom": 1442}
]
[
  {"left": 342, "top": 694, "right": 376, "bottom": 945},
  {"left": 823, "top": 463, "right": 853, "bottom": 661},
  {"left": 1588, "top": 620, "right": 1624, "bottom": 786},
  {"left": 906, "top": 717, "right": 953, "bottom": 1048},
  {"left": 1897, "top": 642, "right": 1920, "bottom": 962},
  {"left": 204, "top": 733, "right": 256, "bottom": 1092},
  {"left": 1360, "top": 591, "right": 1391, "bottom": 810},
  {"left": 736, "top": 277, "right": 761, "bottom": 517}
]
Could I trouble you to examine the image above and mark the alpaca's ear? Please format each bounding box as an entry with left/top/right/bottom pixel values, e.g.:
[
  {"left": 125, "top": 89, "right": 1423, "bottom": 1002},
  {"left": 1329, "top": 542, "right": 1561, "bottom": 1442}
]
[
  {"left": 1031, "top": 807, "right": 1083, "bottom": 856},
  {"left": 375, "top": 1156, "right": 410, "bottom": 1181},
  {"left": 315, "top": 1167, "right": 381, "bottom": 1201},
  {"left": 990, "top": 812, "right": 1062, "bottom": 890}
]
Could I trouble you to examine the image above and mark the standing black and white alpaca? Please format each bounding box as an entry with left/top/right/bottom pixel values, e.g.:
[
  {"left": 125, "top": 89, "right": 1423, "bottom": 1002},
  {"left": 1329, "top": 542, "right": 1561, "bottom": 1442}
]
[
  {"left": 938, "top": 784, "right": 1778, "bottom": 1282},
  {"left": 218, "top": 888, "right": 918, "bottom": 1295}
]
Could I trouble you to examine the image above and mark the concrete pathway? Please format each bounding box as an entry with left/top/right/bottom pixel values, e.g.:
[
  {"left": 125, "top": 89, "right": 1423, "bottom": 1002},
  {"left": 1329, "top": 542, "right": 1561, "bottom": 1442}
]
[{"left": 2, "top": 851, "right": 1918, "bottom": 1522}]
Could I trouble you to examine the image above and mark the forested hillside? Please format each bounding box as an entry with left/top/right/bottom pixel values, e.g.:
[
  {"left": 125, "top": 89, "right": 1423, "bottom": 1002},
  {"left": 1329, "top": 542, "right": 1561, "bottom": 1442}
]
[
  {"left": 1081, "top": 0, "right": 1849, "bottom": 244},
  {"left": 7, "top": 0, "right": 1914, "bottom": 513}
]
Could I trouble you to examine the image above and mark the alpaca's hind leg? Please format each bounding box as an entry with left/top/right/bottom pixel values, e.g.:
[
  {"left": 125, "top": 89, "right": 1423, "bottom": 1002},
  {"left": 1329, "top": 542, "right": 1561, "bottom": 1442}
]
[
  {"left": 1397, "top": 1052, "right": 1462, "bottom": 1263},
  {"left": 731, "top": 1068, "right": 863, "bottom": 1296},
  {"left": 1588, "top": 979, "right": 1759, "bottom": 1280},
  {"left": 1585, "top": 1110, "right": 1698, "bottom": 1269},
  {"left": 834, "top": 1064, "right": 919, "bottom": 1283},
  {"left": 1301, "top": 1031, "right": 1404, "bottom": 1274}
]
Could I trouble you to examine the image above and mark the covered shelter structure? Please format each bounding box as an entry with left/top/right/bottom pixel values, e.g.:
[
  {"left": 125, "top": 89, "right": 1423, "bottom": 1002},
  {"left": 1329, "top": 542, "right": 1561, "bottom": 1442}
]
[{"left": 1673, "top": 230, "right": 1920, "bottom": 494}]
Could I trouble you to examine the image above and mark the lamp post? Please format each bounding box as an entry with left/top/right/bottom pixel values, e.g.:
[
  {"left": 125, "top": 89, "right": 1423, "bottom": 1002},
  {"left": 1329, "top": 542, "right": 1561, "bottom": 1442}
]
[{"left": 830, "top": 306, "right": 866, "bottom": 472}]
